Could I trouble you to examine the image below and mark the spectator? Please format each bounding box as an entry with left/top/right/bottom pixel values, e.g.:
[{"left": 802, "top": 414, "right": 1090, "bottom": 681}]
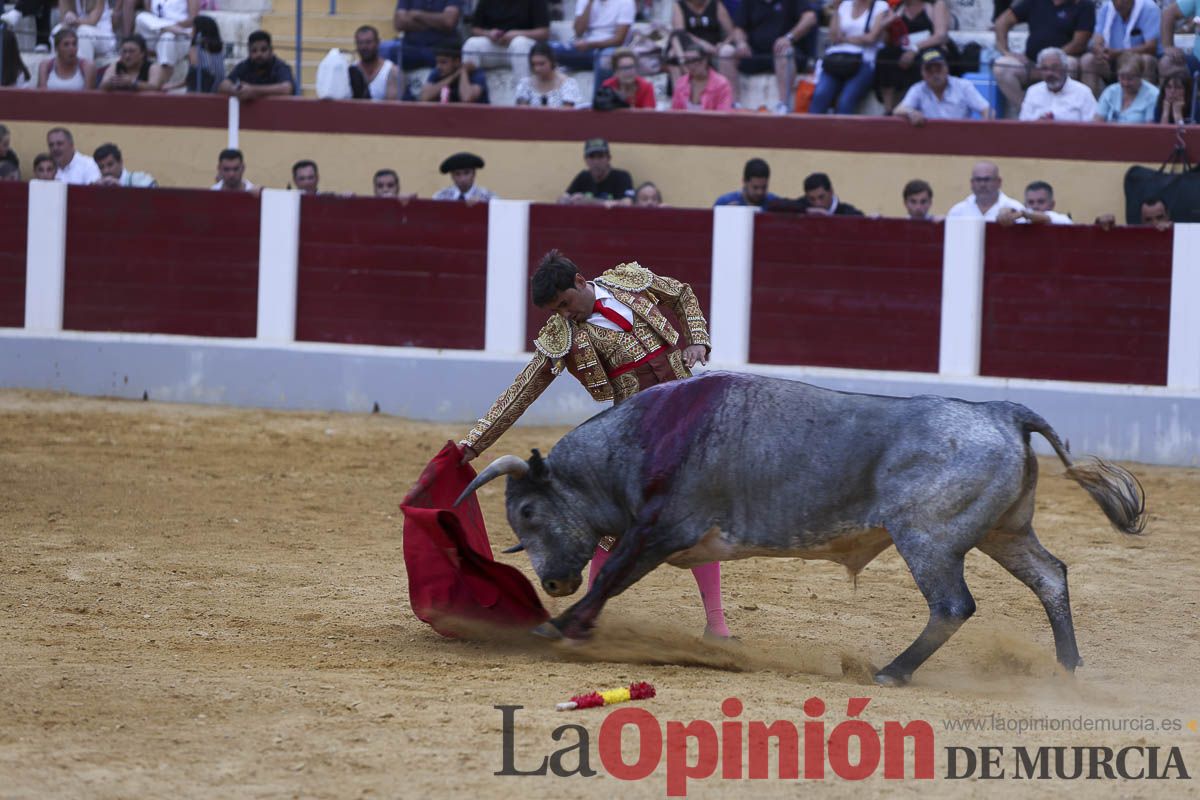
[
  {"left": 671, "top": 39, "right": 734, "bottom": 110},
  {"left": 47, "top": 126, "right": 100, "bottom": 185},
  {"left": 388, "top": 0, "right": 463, "bottom": 73},
  {"left": 182, "top": 14, "right": 223, "bottom": 93},
  {"left": 1140, "top": 196, "right": 1172, "bottom": 229},
  {"left": 372, "top": 167, "right": 416, "bottom": 201},
  {"left": 93, "top": 142, "right": 157, "bottom": 187},
  {"left": 1155, "top": 70, "right": 1195, "bottom": 125},
  {"left": 549, "top": 0, "right": 635, "bottom": 88},
  {"left": 666, "top": 0, "right": 735, "bottom": 87},
  {"left": 33, "top": 153, "right": 58, "bottom": 180},
  {"left": 0, "top": 161, "right": 18, "bottom": 181},
  {"left": 946, "top": 160, "right": 1025, "bottom": 220},
  {"left": 1, "top": 28, "right": 33, "bottom": 87},
  {"left": 0, "top": 124, "right": 17, "bottom": 171},
  {"left": 291, "top": 160, "right": 319, "bottom": 193},
  {"left": 893, "top": 48, "right": 992, "bottom": 125},
  {"left": 218, "top": 30, "right": 295, "bottom": 100},
  {"left": 514, "top": 42, "right": 583, "bottom": 107},
  {"left": 99, "top": 34, "right": 167, "bottom": 91},
  {"left": 1094, "top": 53, "right": 1158, "bottom": 123},
  {"left": 599, "top": 47, "right": 656, "bottom": 108},
  {"left": 994, "top": 0, "right": 1094, "bottom": 118},
  {"left": 795, "top": 171, "right": 865, "bottom": 215},
  {"left": 1018, "top": 46, "right": 1097, "bottom": 121},
  {"left": 350, "top": 25, "right": 401, "bottom": 101},
  {"left": 997, "top": 180, "right": 1072, "bottom": 224},
  {"left": 433, "top": 152, "right": 495, "bottom": 203},
  {"left": 874, "top": 0, "right": 953, "bottom": 114},
  {"left": 1, "top": 1, "right": 51, "bottom": 53},
  {"left": 634, "top": 181, "right": 663, "bottom": 206},
  {"left": 902, "top": 178, "right": 938, "bottom": 220},
  {"left": 211, "top": 147, "right": 255, "bottom": 192},
  {"left": 418, "top": 39, "right": 489, "bottom": 103},
  {"left": 132, "top": 0, "right": 198, "bottom": 77},
  {"left": 809, "top": 0, "right": 892, "bottom": 116},
  {"left": 1159, "top": 1, "right": 1200, "bottom": 79},
  {"left": 462, "top": 0, "right": 549, "bottom": 80},
  {"left": 1080, "top": 0, "right": 1160, "bottom": 98},
  {"left": 39, "top": 26, "right": 97, "bottom": 91},
  {"left": 723, "top": 0, "right": 818, "bottom": 113},
  {"left": 714, "top": 157, "right": 778, "bottom": 208},
  {"left": 560, "top": 138, "right": 635, "bottom": 205},
  {"left": 52, "top": 0, "right": 118, "bottom": 62}
]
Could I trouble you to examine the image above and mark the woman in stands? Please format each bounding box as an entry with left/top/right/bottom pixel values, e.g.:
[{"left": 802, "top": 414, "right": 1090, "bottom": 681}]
[
  {"left": 873, "top": 0, "right": 952, "bottom": 114},
  {"left": 670, "top": 38, "right": 732, "bottom": 110},
  {"left": 666, "top": 0, "right": 734, "bottom": 85},
  {"left": 1094, "top": 53, "right": 1159, "bottom": 124},
  {"left": 809, "top": 0, "right": 892, "bottom": 115},
  {"left": 99, "top": 32, "right": 167, "bottom": 91},
  {"left": 0, "top": 27, "right": 33, "bottom": 87},
  {"left": 180, "top": 14, "right": 223, "bottom": 92},
  {"left": 600, "top": 47, "right": 656, "bottom": 108},
  {"left": 514, "top": 42, "right": 582, "bottom": 108},
  {"left": 1154, "top": 71, "right": 1195, "bottom": 125},
  {"left": 37, "top": 28, "right": 98, "bottom": 90}
]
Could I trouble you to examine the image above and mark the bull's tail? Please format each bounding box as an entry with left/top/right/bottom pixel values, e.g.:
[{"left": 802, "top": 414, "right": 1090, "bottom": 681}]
[{"left": 1014, "top": 406, "right": 1147, "bottom": 536}]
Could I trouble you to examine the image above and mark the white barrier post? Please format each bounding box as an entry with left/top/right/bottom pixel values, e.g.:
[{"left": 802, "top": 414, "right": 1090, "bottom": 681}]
[
  {"left": 709, "top": 205, "right": 755, "bottom": 365},
  {"left": 938, "top": 217, "right": 986, "bottom": 377},
  {"left": 227, "top": 96, "right": 240, "bottom": 149},
  {"left": 1167, "top": 223, "right": 1200, "bottom": 390},
  {"left": 484, "top": 199, "right": 530, "bottom": 354},
  {"left": 256, "top": 189, "right": 301, "bottom": 342},
  {"left": 24, "top": 180, "right": 68, "bottom": 332}
]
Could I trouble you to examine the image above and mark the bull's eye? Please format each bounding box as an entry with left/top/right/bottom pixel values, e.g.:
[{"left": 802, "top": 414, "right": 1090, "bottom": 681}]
[{"left": 520, "top": 503, "right": 534, "bottom": 521}]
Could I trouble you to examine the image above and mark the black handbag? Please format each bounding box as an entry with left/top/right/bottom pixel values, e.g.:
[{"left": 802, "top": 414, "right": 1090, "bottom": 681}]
[
  {"left": 1123, "top": 139, "right": 1200, "bottom": 223},
  {"left": 822, "top": 1, "right": 876, "bottom": 80}
]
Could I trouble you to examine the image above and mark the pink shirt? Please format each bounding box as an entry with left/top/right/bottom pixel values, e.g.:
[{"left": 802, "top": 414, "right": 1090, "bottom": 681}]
[{"left": 670, "top": 70, "right": 733, "bottom": 111}]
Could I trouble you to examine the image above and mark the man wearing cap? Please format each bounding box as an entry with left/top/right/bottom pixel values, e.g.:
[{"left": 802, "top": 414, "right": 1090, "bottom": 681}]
[
  {"left": 560, "top": 139, "right": 635, "bottom": 206},
  {"left": 433, "top": 152, "right": 496, "bottom": 203},
  {"left": 417, "top": 39, "right": 490, "bottom": 103},
  {"left": 893, "top": 49, "right": 993, "bottom": 126},
  {"left": 458, "top": 248, "right": 734, "bottom": 641}
]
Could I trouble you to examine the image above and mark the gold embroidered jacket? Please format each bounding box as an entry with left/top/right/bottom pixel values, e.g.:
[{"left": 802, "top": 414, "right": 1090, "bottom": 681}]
[{"left": 461, "top": 263, "right": 711, "bottom": 455}]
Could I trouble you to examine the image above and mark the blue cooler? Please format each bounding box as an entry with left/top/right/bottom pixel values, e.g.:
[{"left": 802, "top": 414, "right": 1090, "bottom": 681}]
[{"left": 962, "top": 70, "right": 1004, "bottom": 119}]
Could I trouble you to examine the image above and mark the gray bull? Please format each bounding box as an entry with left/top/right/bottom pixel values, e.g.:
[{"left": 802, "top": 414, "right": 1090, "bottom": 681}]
[{"left": 456, "top": 372, "right": 1145, "bottom": 685}]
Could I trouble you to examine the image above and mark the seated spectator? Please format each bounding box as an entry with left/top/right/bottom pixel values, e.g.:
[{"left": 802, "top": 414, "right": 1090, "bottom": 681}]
[
  {"left": 997, "top": 180, "right": 1072, "bottom": 224},
  {"left": 723, "top": 0, "right": 818, "bottom": 113},
  {"left": 514, "top": 42, "right": 583, "bottom": 107},
  {"left": 1159, "top": 1, "right": 1200, "bottom": 80},
  {"left": 433, "top": 152, "right": 495, "bottom": 203},
  {"left": 1140, "top": 196, "right": 1172, "bottom": 229},
  {"left": 350, "top": 25, "right": 401, "bottom": 101},
  {"left": 810, "top": 0, "right": 892, "bottom": 116},
  {"left": 874, "top": 0, "right": 952, "bottom": 114},
  {"left": 1018, "top": 46, "right": 1097, "bottom": 121},
  {"left": 387, "top": 0, "right": 463, "bottom": 73},
  {"left": 772, "top": 171, "right": 866, "bottom": 215},
  {"left": 1, "top": 0, "right": 51, "bottom": 52},
  {"left": 47, "top": 126, "right": 100, "bottom": 184},
  {"left": 33, "top": 153, "right": 58, "bottom": 180},
  {"left": 599, "top": 47, "right": 656, "bottom": 108},
  {"left": 372, "top": 168, "right": 416, "bottom": 201},
  {"left": 52, "top": 0, "right": 118, "bottom": 62},
  {"left": 635, "top": 181, "right": 664, "bottom": 206},
  {"left": 133, "top": 0, "right": 198, "bottom": 78},
  {"left": 1080, "top": 0, "right": 1160, "bottom": 98},
  {"left": 667, "top": 0, "right": 735, "bottom": 87},
  {"left": 560, "top": 138, "right": 634, "bottom": 205},
  {"left": 1155, "top": 71, "right": 1195, "bottom": 125},
  {"left": 714, "top": 157, "right": 778, "bottom": 208},
  {"left": 99, "top": 34, "right": 167, "bottom": 91},
  {"left": 211, "top": 148, "right": 255, "bottom": 192},
  {"left": 0, "top": 125, "right": 17, "bottom": 171},
  {"left": 671, "top": 40, "right": 734, "bottom": 110},
  {"left": 946, "top": 161, "right": 1025, "bottom": 220},
  {"left": 549, "top": 0, "right": 635, "bottom": 89},
  {"left": 994, "top": 0, "right": 1094, "bottom": 118},
  {"left": 291, "top": 160, "right": 319, "bottom": 193},
  {"left": 218, "top": 30, "right": 295, "bottom": 100},
  {"left": 0, "top": 161, "right": 18, "bottom": 181},
  {"left": 893, "top": 48, "right": 992, "bottom": 124},
  {"left": 181, "top": 15, "right": 225, "bottom": 93},
  {"left": 1094, "top": 53, "right": 1158, "bottom": 123},
  {"left": 902, "top": 178, "right": 939, "bottom": 220},
  {"left": 418, "top": 40, "right": 489, "bottom": 103},
  {"left": 462, "top": 0, "right": 549, "bottom": 80},
  {"left": 1, "top": 28, "right": 33, "bottom": 87},
  {"left": 94, "top": 142, "right": 157, "bottom": 187}
]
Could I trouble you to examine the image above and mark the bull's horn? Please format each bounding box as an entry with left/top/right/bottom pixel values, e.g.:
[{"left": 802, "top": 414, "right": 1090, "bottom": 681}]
[
  {"left": 453, "top": 454, "right": 530, "bottom": 507},
  {"left": 501, "top": 542, "right": 525, "bottom": 554}
]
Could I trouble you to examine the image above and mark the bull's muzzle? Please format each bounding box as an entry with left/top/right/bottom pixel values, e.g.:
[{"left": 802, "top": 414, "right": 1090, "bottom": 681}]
[{"left": 541, "top": 575, "right": 582, "bottom": 597}]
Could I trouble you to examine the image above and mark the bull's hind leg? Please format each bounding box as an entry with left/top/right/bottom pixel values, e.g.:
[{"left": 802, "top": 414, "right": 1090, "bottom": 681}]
[{"left": 977, "top": 526, "right": 1081, "bottom": 671}]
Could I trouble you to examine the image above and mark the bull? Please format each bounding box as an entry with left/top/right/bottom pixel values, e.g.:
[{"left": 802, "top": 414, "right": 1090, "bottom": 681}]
[{"left": 456, "top": 372, "right": 1146, "bottom": 685}]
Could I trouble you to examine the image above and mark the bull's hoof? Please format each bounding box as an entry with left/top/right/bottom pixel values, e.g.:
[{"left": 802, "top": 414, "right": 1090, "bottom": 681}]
[
  {"left": 873, "top": 669, "right": 911, "bottom": 688},
  {"left": 531, "top": 621, "right": 563, "bottom": 640}
]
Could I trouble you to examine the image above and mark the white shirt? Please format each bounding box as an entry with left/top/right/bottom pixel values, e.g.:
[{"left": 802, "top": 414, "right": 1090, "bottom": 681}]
[
  {"left": 1044, "top": 210, "right": 1073, "bottom": 225},
  {"left": 210, "top": 179, "right": 255, "bottom": 191},
  {"left": 946, "top": 190, "right": 1025, "bottom": 221},
  {"left": 824, "top": 0, "right": 890, "bottom": 62},
  {"left": 56, "top": 152, "right": 101, "bottom": 185},
  {"left": 1019, "top": 78, "right": 1098, "bottom": 122},
  {"left": 576, "top": 0, "right": 635, "bottom": 44},
  {"left": 897, "top": 76, "right": 991, "bottom": 119},
  {"left": 431, "top": 183, "right": 495, "bottom": 202},
  {"left": 587, "top": 283, "right": 634, "bottom": 331}
]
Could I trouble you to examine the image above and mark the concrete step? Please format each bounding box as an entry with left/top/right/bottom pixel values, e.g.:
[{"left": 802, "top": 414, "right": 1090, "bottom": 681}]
[
  {"left": 259, "top": 12, "right": 393, "bottom": 42},
  {"left": 316, "top": 0, "right": 397, "bottom": 17}
]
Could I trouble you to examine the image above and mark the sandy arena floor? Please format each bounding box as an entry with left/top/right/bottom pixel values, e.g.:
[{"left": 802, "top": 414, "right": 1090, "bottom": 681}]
[{"left": 0, "top": 390, "right": 1197, "bottom": 799}]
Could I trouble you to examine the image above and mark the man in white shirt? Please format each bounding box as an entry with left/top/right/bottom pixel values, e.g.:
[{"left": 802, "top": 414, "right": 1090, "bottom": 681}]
[
  {"left": 549, "top": 0, "right": 634, "bottom": 87},
  {"left": 93, "top": 143, "right": 158, "bottom": 188},
  {"left": 946, "top": 161, "right": 1026, "bottom": 221},
  {"left": 47, "top": 127, "right": 101, "bottom": 186},
  {"left": 895, "top": 48, "right": 994, "bottom": 125},
  {"left": 999, "top": 180, "right": 1074, "bottom": 225},
  {"left": 431, "top": 151, "right": 496, "bottom": 204},
  {"left": 1019, "top": 47, "right": 1098, "bottom": 121},
  {"left": 210, "top": 148, "right": 257, "bottom": 192}
]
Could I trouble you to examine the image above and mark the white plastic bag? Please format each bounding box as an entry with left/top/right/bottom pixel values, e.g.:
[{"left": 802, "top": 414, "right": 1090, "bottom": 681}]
[{"left": 315, "top": 48, "right": 351, "bottom": 100}]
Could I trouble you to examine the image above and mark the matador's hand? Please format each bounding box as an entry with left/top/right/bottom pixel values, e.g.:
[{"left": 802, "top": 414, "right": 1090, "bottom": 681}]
[
  {"left": 682, "top": 345, "right": 708, "bottom": 369},
  {"left": 460, "top": 444, "right": 478, "bottom": 465}
]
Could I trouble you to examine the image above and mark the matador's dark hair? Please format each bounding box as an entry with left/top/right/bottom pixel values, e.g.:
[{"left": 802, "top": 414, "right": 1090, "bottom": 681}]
[{"left": 531, "top": 249, "right": 581, "bottom": 307}]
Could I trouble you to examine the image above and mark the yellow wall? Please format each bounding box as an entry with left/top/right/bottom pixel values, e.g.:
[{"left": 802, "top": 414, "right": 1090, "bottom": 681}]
[{"left": 6, "top": 119, "right": 1140, "bottom": 223}]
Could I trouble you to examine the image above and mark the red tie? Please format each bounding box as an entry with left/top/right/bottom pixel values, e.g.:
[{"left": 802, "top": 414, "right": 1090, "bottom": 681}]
[{"left": 592, "top": 299, "right": 633, "bottom": 332}]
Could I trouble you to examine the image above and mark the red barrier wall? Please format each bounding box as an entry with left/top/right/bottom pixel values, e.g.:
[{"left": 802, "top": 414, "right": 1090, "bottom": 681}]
[
  {"left": 981, "top": 225, "right": 1172, "bottom": 385},
  {"left": 0, "top": 182, "right": 27, "bottom": 328},
  {"left": 62, "top": 186, "right": 259, "bottom": 336},
  {"left": 296, "top": 197, "right": 488, "bottom": 349},
  {"left": 750, "top": 215, "right": 944, "bottom": 372},
  {"left": 525, "top": 204, "right": 713, "bottom": 346}
]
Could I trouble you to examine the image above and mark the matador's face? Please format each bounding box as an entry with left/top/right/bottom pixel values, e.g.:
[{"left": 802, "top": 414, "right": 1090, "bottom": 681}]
[{"left": 541, "top": 273, "right": 596, "bottom": 325}]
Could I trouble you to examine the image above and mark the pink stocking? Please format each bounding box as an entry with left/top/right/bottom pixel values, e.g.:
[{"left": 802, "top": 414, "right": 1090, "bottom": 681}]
[
  {"left": 586, "top": 545, "right": 610, "bottom": 589},
  {"left": 691, "top": 561, "right": 730, "bottom": 637}
]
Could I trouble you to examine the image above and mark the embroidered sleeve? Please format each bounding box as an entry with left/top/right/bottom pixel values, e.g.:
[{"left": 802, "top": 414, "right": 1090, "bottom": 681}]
[
  {"left": 649, "top": 272, "right": 711, "bottom": 352},
  {"left": 460, "top": 354, "right": 556, "bottom": 455}
]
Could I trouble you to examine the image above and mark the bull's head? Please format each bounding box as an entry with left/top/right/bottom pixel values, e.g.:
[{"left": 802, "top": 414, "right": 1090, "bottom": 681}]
[{"left": 455, "top": 449, "right": 595, "bottom": 597}]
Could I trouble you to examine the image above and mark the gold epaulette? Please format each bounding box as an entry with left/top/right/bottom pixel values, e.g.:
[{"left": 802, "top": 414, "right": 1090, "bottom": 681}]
[
  {"left": 534, "top": 315, "right": 572, "bottom": 359},
  {"left": 595, "top": 262, "right": 654, "bottom": 292}
]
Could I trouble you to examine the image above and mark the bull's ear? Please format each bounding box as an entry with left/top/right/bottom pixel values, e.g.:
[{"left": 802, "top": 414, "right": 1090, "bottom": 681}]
[{"left": 529, "top": 448, "right": 550, "bottom": 481}]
